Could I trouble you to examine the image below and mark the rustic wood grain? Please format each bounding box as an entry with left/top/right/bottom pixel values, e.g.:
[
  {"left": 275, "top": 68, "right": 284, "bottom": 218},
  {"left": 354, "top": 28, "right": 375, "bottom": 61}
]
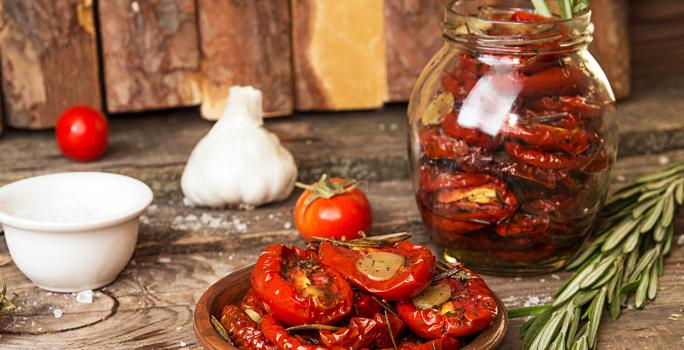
[
  {"left": 384, "top": 0, "right": 449, "bottom": 102},
  {"left": 291, "top": 0, "right": 387, "bottom": 111},
  {"left": 0, "top": 78, "right": 683, "bottom": 349},
  {"left": 98, "top": 0, "right": 201, "bottom": 113},
  {"left": 629, "top": 0, "right": 684, "bottom": 83},
  {"left": 197, "top": 0, "right": 293, "bottom": 120},
  {"left": 0, "top": 0, "right": 101, "bottom": 129},
  {"left": 589, "top": 0, "right": 631, "bottom": 100}
]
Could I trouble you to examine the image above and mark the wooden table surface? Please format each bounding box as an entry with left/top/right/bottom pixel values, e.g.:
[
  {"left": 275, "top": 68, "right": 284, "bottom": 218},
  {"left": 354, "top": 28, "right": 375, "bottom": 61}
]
[{"left": 1, "top": 77, "right": 683, "bottom": 349}]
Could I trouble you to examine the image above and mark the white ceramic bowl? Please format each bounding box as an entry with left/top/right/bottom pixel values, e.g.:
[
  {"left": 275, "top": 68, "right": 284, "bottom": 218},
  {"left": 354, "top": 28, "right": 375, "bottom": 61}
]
[{"left": 0, "top": 172, "right": 153, "bottom": 292}]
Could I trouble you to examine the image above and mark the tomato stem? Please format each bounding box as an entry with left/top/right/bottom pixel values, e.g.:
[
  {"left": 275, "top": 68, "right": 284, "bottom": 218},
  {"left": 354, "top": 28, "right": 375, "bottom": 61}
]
[
  {"left": 295, "top": 174, "right": 361, "bottom": 210},
  {"left": 384, "top": 309, "right": 398, "bottom": 350}
]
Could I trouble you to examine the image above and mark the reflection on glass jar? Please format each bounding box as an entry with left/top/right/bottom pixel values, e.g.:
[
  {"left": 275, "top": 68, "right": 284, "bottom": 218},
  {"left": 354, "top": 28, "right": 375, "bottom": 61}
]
[{"left": 408, "top": 0, "right": 618, "bottom": 275}]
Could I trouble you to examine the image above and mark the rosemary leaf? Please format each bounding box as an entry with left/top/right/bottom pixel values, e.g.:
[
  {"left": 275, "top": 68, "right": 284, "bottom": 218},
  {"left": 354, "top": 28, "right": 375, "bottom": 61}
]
[
  {"left": 635, "top": 272, "right": 649, "bottom": 309},
  {"left": 587, "top": 287, "right": 607, "bottom": 347},
  {"left": 508, "top": 304, "right": 551, "bottom": 319},
  {"left": 579, "top": 256, "right": 615, "bottom": 289},
  {"left": 638, "top": 198, "right": 664, "bottom": 233},
  {"left": 647, "top": 263, "right": 659, "bottom": 300}
]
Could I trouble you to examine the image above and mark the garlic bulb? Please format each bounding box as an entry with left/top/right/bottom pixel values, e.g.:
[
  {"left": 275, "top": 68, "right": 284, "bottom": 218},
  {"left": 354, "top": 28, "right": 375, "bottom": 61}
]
[{"left": 181, "top": 86, "right": 298, "bottom": 208}]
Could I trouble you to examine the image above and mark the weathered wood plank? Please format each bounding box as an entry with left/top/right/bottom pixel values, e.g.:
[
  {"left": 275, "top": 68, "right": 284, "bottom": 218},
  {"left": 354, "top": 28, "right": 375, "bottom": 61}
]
[
  {"left": 629, "top": 0, "right": 684, "bottom": 83},
  {"left": 589, "top": 0, "right": 631, "bottom": 100},
  {"left": 0, "top": 0, "right": 101, "bottom": 129},
  {"left": 197, "top": 0, "right": 293, "bottom": 120},
  {"left": 291, "top": 0, "right": 387, "bottom": 110},
  {"left": 98, "top": 0, "right": 201, "bottom": 113},
  {"left": 384, "top": 0, "right": 448, "bottom": 102}
]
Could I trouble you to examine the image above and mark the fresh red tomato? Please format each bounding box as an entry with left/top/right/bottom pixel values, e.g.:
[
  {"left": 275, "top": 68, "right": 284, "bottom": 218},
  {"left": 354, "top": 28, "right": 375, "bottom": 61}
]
[
  {"left": 250, "top": 245, "right": 353, "bottom": 326},
  {"left": 55, "top": 105, "right": 108, "bottom": 162},
  {"left": 294, "top": 175, "right": 372, "bottom": 241},
  {"left": 396, "top": 263, "right": 498, "bottom": 339},
  {"left": 317, "top": 238, "right": 436, "bottom": 300}
]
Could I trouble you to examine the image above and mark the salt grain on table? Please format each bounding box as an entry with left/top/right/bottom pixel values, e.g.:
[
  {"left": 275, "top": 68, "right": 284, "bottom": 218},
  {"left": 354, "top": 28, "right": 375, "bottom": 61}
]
[
  {"left": 180, "top": 341, "right": 187, "bottom": 347},
  {"left": 677, "top": 234, "right": 684, "bottom": 246},
  {"left": 147, "top": 204, "right": 158, "bottom": 214},
  {"left": 76, "top": 290, "right": 93, "bottom": 304},
  {"left": 523, "top": 296, "right": 540, "bottom": 307},
  {"left": 158, "top": 257, "right": 172, "bottom": 264},
  {"left": 284, "top": 222, "right": 292, "bottom": 229},
  {"left": 53, "top": 309, "right": 63, "bottom": 319},
  {"left": 551, "top": 274, "right": 561, "bottom": 280}
]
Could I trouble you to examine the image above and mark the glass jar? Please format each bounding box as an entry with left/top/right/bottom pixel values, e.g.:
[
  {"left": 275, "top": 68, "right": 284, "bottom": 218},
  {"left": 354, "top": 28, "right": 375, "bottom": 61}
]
[{"left": 408, "top": 0, "right": 617, "bottom": 275}]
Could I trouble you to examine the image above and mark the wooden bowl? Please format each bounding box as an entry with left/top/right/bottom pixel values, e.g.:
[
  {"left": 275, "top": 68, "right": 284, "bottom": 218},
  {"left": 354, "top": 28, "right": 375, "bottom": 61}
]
[{"left": 194, "top": 264, "right": 508, "bottom": 350}]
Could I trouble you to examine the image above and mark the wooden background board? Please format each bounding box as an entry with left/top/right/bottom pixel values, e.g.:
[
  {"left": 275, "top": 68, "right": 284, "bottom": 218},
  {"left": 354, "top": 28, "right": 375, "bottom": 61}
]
[
  {"left": 629, "top": 0, "right": 684, "bottom": 83},
  {"left": 291, "top": 0, "right": 387, "bottom": 110},
  {"left": 98, "top": 0, "right": 201, "bottom": 113},
  {"left": 0, "top": 0, "right": 101, "bottom": 129},
  {"left": 589, "top": 0, "right": 631, "bottom": 100},
  {"left": 197, "top": 0, "right": 293, "bottom": 120},
  {"left": 384, "top": 0, "right": 449, "bottom": 102},
  {"left": 0, "top": 77, "right": 683, "bottom": 348}
]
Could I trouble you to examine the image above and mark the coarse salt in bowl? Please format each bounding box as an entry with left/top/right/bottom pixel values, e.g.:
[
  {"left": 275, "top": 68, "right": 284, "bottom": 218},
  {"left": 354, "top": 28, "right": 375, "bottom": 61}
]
[{"left": 0, "top": 172, "right": 153, "bottom": 292}]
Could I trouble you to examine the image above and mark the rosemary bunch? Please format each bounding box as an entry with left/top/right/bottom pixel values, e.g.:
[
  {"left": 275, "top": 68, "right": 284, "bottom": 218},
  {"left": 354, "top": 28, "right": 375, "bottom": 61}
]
[
  {"left": 532, "top": 0, "right": 590, "bottom": 19},
  {"left": 509, "top": 161, "right": 684, "bottom": 350}
]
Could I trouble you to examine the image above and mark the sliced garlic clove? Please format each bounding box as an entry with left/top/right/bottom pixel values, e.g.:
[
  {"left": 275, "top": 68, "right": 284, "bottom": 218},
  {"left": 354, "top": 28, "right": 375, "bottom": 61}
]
[
  {"left": 355, "top": 252, "right": 406, "bottom": 281},
  {"left": 412, "top": 283, "right": 452, "bottom": 310}
]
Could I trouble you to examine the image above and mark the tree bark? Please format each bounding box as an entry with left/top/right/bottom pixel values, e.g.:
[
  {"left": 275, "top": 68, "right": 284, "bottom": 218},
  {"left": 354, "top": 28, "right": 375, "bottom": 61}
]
[
  {"left": 197, "top": 0, "right": 293, "bottom": 120},
  {"left": 0, "top": 0, "right": 101, "bottom": 129},
  {"left": 384, "top": 0, "right": 449, "bottom": 102},
  {"left": 98, "top": 0, "right": 201, "bottom": 113},
  {"left": 589, "top": 0, "right": 631, "bottom": 100}
]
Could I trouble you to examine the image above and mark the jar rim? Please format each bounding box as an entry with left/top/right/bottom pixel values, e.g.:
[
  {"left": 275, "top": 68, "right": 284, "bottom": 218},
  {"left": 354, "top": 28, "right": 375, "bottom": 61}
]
[
  {"left": 445, "top": 0, "right": 591, "bottom": 25},
  {"left": 443, "top": 0, "right": 593, "bottom": 54}
]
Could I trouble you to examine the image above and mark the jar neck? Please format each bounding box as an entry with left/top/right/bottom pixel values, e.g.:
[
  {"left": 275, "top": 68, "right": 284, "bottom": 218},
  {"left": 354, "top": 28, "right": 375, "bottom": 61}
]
[{"left": 443, "top": 0, "right": 593, "bottom": 55}]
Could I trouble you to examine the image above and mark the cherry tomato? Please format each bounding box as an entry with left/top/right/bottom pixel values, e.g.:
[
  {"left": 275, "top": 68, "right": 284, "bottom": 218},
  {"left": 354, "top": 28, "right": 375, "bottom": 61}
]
[
  {"left": 294, "top": 175, "right": 372, "bottom": 241},
  {"left": 55, "top": 106, "right": 108, "bottom": 162},
  {"left": 250, "top": 245, "right": 353, "bottom": 326}
]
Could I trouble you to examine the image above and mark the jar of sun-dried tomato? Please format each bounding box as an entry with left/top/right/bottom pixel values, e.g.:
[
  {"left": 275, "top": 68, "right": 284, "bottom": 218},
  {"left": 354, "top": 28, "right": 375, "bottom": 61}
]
[{"left": 408, "top": 0, "right": 617, "bottom": 275}]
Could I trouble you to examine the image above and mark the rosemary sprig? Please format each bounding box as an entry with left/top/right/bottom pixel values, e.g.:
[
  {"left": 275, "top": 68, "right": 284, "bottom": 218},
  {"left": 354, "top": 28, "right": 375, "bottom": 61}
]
[
  {"left": 531, "top": 0, "right": 590, "bottom": 19},
  {"left": 509, "top": 161, "right": 683, "bottom": 350}
]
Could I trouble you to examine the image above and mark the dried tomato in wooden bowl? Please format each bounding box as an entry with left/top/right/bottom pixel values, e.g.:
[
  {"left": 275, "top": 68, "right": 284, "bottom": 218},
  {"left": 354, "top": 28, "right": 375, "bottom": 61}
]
[{"left": 194, "top": 233, "right": 507, "bottom": 349}]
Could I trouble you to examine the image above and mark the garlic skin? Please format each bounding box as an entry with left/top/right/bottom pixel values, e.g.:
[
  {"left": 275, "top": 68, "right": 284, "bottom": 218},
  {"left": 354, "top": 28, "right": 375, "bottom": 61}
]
[{"left": 181, "top": 86, "right": 297, "bottom": 208}]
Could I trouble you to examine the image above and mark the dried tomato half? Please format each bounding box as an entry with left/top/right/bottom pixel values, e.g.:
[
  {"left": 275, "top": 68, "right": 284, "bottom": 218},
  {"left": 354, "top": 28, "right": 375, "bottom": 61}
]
[
  {"left": 317, "top": 238, "right": 436, "bottom": 300},
  {"left": 396, "top": 263, "right": 497, "bottom": 339},
  {"left": 251, "top": 245, "right": 353, "bottom": 326},
  {"left": 319, "top": 312, "right": 404, "bottom": 349},
  {"left": 220, "top": 305, "right": 276, "bottom": 350},
  {"left": 259, "top": 314, "right": 327, "bottom": 350},
  {"left": 420, "top": 168, "right": 518, "bottom": 224},
  {"left": 398, "top": 336, "right": 461, "bottom": 350},
  {"left": 351, "top": 290, "right": 383, "bottom": 318}
]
